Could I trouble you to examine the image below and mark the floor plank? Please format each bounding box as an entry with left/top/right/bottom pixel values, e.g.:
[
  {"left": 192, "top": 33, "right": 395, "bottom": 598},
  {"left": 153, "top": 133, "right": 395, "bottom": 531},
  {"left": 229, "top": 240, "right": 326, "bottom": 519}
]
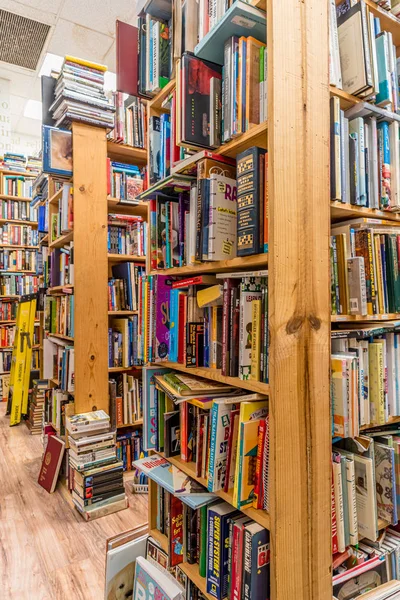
[{"left": 0, "top": 404, "right": 148, "bottom": 600}]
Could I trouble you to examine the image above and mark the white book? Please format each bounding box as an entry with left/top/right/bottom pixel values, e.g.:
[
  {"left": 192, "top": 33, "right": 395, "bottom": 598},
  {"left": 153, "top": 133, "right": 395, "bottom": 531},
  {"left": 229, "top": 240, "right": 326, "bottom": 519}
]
[
  {"left": 333, "top": 457, "right": 346, "bottom": 553},
  {"left": 369, "top": 11, "right": 380, "bottom": 96},
  {"left": 208, "top": 173, "right": 237, "bottom": 261},
  {"left": 330, "top": 0, "right": 342, "bottom": 87},
  {"left": 369, "top": 117, "right": 380, "bottom": 209},
  {"left": 239, "top": 278, "right": 262, "bottom": 380},
  {"left": 344, "top": 455, "right": 358, "bottom": 546},
  {"left": 105, "top": 534, "right": 148, "bottom": 600}
]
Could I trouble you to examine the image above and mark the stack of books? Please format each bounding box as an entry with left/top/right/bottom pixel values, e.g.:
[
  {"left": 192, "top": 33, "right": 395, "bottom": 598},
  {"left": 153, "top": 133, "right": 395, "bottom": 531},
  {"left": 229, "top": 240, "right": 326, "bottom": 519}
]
[
  {"left": 1, "top": 153, "right": 27, "bottom": 172},
  {"left": 66, "top": 410, "right": 127, "bottom": 520},
  {"left": 50, "top": 55, "right": 115, "bottom": 129},
  {"left": 26, "top": 379, "right": 48, "bottom": 435},
  {"left": 26, "top": 156, "right": 42, "bottom": 174}
]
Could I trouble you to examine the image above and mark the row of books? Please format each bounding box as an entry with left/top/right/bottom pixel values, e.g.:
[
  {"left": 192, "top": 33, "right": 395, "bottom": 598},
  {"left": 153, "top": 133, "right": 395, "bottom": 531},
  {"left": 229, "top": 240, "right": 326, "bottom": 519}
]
[
  {"left": 116, "top": 431, "right": 144, "bottom": 472},
  {"left": 330, "top": 98, "right": 400, "bottom": 209},
  {"left": 0, "top": 348, "right": 39, "bottom": 374},
  {"left": 109, "top": 93, "right": 147, "bottom": 148},
  {"left": 0, "top": 351, "right": 12, "bottom": 373},
  {"left": 44, "top": 243, "right": 74, "bottom": 288},
  {"left": 151, "top": 483, "right": 270, "bottom": 600},
  {"left": 1, "top": 152, "right": 41, "bottom": 173},
  {"left": 44, "top": 294, "right": 74, "bottom": 339},
  {"left": 50, "top": 56, "right": 114, "bottom": 130},
  {"left": 332, "top": 323, "right": 400, "bottom": 434},
  {"left": 0, "top": 198, "right": 38, "bottom": 223},
  {"left": 153, "top": 371, "right": 269, "bottom": 510},
  {"left": 42, "top": 387, "right": 73, "bottom": 434},
  {"left": 108, "top": 215, "right": 147, "bottom": 256},
  {"left": 108, "top": 315, "right": 141, "bottom": 368},
  {"left": 2, "top": 175, "right": 33, "bottom": 198},
  {"left": 0, "top": 224, "right": 38, "bottom": 246},
  {"left": 330, "top": 0, "right": 400, "bottom": 110},
  {"left": 109, "top": 373, "right": 143, "bottom": 428},
  {"left": 0, "top": 274, "right": 38, "bottom": 296},
  {"left": 44, "top": 341, "right": 74, "bottom": 394},
  {"left": 138, "top": 13, "right": 172, "bottom": 96},
  {"left": 108, "top": 262, "right": 145, "bottom": 312},
  {"left": 0, "top": 249, "right": 37, "bottom": 272},
  {"left": 0, "top": 299, "right": 17, "bottom": 321},
  {"left": 331, "top": 219, "right": 400, "bottom": 316},
  {"left": 26, "top": 380, "right": 48, "bottom": 434},
  {"left": 50, "top": 183, "right": 73, "bottom": 238},
  {"left": 107, "top": 159, "right": 144, "bottom": 201},
  {"left": 0, "top": 325, "right": 15, "bottom": 348}
]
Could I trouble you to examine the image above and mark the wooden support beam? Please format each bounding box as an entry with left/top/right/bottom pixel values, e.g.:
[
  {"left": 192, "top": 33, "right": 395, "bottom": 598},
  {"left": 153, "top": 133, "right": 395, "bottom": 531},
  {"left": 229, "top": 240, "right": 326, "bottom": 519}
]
[
  {"left": 72, "top": 123, "right": 108, "bottom": 413},
  {"left": 268, "top": 1, "right": 331, "bottom": 598}
]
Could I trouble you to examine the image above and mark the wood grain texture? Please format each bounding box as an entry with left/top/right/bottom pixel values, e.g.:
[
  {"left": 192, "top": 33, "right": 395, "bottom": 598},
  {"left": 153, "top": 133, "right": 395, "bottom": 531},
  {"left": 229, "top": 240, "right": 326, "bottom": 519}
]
[
  {"left": 0, "top": 405, "right": 148, "bottom": 600},
  {"left": 268, "top": 0, "right": 331, "bottom": 598},
  {"left": 72, "top": 123, "right": 109, "bottom": 413}
]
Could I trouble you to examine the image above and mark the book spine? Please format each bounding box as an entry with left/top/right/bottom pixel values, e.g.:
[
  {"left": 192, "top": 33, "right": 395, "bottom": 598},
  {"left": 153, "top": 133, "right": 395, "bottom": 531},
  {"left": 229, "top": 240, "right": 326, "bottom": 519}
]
[
  {"left": 207, "top": 403, "right": 218, "bottom": 491},
  {"left": 242, "top": 527, "right": 252, "bottom": 600}
]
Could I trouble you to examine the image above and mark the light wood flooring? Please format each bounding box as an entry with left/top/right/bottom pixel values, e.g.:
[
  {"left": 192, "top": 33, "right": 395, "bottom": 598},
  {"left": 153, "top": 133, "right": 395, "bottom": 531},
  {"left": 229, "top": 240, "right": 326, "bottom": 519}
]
[{"left": 0, "top": 404, "right": 148, "bottom": 600}]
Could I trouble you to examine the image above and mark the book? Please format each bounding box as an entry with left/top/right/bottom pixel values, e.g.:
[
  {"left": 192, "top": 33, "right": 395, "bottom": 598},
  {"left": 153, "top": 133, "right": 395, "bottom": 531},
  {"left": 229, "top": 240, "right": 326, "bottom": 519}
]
[
  {"left": 242, "top": 522, "right": 270, "bottom": 600},
  {"left": 208, "top": 174, "right": 237, "bottom": 261},
  {"left": 105, "top": 533, "right": 148, "bottom": 600},
  {"left": 236, "top": 147, "right": 266, "bottom": 256},
  {"left": 38, "top": 435, "right": 65, "bottom": 493},
  {"left": 42, "top": 126, "right": 73, "bottom": 176},
  {"left": 133, "top": 557, "right": 183, "bottom": 600}
]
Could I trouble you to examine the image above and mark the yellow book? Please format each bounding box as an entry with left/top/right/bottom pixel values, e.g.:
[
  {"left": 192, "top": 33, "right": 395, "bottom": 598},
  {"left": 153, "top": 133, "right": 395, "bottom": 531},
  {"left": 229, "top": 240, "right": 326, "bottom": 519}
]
[
  {"left": 369, "top": 341, "right": 385, "bottom": 425},
  {"left": 331, "top": 356, "right": 348, "bottom": 438},
  {"left": 232, "top": 400, "right": 268, "bottom": 508},
  {"left": 235, "top": 419, "right": 260, "bottom": 509},
  {"left": 250, "top": 299, "right": 261, "bottom": 381},
  {"left": 65, "top": 55, "right": 107, "bottom": 72},
  {"left": 196, "top": 285, "right": 223, "bottom": 308},
  {"left": 211, "top": 306, "right": 218, "bottom": 369}
]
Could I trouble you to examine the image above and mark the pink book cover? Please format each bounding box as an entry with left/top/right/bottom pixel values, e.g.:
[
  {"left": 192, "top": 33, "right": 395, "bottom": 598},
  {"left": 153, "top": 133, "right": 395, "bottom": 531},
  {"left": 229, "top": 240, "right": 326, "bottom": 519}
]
[{"left": 154, "top": 275, "right": 178, "bottom": 361}]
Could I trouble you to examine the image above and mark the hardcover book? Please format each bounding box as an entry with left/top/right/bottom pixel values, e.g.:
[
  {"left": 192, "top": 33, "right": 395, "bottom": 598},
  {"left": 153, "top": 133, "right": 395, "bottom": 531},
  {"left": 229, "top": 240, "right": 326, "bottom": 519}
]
[
  {"left": 38, "top": 435, "right": 65, "bottom": 493},
  {"left": 133, "top": 556, "right": 184, "bottom": 600},
  {"left": 42, "top": 125, "right": 73, "bottom": 177}
]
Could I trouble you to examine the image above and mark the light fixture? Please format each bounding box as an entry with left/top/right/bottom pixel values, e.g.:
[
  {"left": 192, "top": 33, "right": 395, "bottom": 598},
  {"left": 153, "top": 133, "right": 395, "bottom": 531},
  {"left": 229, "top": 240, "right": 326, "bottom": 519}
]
[
  {"left": 24, "top": 99, "right": 42, "bottom": 120},
  {"left": 38, "top": 52, "right": 63, "bottom": 78}
]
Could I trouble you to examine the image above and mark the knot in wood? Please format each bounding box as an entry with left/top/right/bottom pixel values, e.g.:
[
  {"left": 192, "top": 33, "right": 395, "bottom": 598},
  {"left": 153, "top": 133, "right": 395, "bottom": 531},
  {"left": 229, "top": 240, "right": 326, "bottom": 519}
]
[
  {"left": 79, "top": 185, "right": 85, "bottom": 192},
  {"left": 308, "top": 314, "right": 321, "bottom": 330},
  {"left": 286, "top": 315, "right": 304, "bottom": 335}
]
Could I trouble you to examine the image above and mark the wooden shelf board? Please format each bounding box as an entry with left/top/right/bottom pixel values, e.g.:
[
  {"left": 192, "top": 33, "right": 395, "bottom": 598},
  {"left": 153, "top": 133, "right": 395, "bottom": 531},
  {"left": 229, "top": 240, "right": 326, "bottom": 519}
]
[
  {"left": 108, "top": 254, "right": 146, "bottom": 263},
  {"left": 107, "top": 141, "right": 147, "bottom": 166},
  {"left": 48, "top": 189, "right": 63, "bottom": 206},
  {"left": 150, "top": 253, "right": 268, "bottom": 276},
  {"left": 156, "top": 452, "right": 270, "bottom": 530},
  {"left": 108, "top": 365, "right": 142, "bottom": 372},
  {"left": 108, "top": 310, "right": 138, "bottom": 316},
  {"left": 149, "top": 79, "right": 176, "bottom": 111},
  {"left": 331, "top": 201, "right": 400, "bottom": 223},
  {"left": 365, "top": 0, "right": 400, "bottom": 46},
  {"left": 50, "top": 377, "right": 60, "bottom": 385},
  {"left": 0, "top": 320, "right": 16, "bottom": 323},
  {"left": 0, "top": 169, "right": 36, "bottom": 178},
  {"left": 332, "top": 314, "right": 400, "bottom": 322},
  {"left": 49, "top": 231, "right": 73, "bottom": 249},
  {"left": 155, "top": 361, "right": 269, "bottom": 395},
  {"left": 0, "top": 218, "right": 37, "bottom": 227},
  {"left": 216, "top": 122, "right": 268, "bottom": 158},
  {"left": 0, "top": 194, "right": 33, "bottom": 202},
  {"left": 250, "top": 0, "right": 266, "bottom": 10},
  {"left": 0, "top": 295, "right": 20, "bottom": 299},
  {"left": 179, "top": 563, "right": 213, "bottom": 600},
  {"left": 149, "top": 528, "right": 168, "bottom": 552},
  {"left": 329, "top": 86, "right": 361, "bottom": 110},
  {"left": 39, "top": 234, "right": 49, "bottom": 245},
  {"left": 47, "top": 284, "right": 74, "bottom": 294},
  {"left": 0, "top": 270, "right": 36, "bottom": 274},
  {"left": 107, "top": 198, "right": 148, "bottom": 218},
  {"left": 360, "top": 417, "right": 400, "bottom": 432},
  {"left": 47, "top": 333, "right": 74, "bottom": 342},
  {"left": 116, "top": 420, "right": 143, "bottom": 428},
  {"left": 0, "top": 344, "right": 39, "bottom": 350},
  {"left": 2, "top": 244, "right": 39, "bottom": 249}
]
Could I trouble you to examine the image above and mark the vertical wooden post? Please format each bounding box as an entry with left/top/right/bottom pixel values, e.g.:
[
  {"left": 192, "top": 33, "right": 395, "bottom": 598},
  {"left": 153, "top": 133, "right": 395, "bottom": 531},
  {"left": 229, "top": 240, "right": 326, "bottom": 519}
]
[
  {"left": 72, "top": 123, "right": 108, "bottom": 413},
  {"left": 268, "top": 1, "right": 331, "bottom": 598}
]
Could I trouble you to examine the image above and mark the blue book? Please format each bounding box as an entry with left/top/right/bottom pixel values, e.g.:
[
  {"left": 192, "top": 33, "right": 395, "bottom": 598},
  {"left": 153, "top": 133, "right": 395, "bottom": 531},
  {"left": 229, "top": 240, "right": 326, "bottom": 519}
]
[
  {"left": 376, "top": 33, "right": 392, "bottom": 107},
  {"left": 242, "top": 523, "right": 269, "bottom": 600},
  {"left": 42, "top": 126, "right": 73, "bottom": 177},
  {"left": 377, "top": 121, "right": 391, "bottom": 208},
  {"left": 207, "top": 503, "right": 238, "bottom": 599},
  {"left": 168, "top": 288, "right": 179, "bottom": 362}
]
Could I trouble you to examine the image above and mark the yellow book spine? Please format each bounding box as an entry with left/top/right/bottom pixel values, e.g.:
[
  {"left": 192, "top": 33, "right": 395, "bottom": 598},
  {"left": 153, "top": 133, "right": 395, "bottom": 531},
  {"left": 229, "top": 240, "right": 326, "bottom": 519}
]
[
  {"left": 211, "top": 306, "right": 218, "bottom": 369},
  {"left": 250, "top": 299, "right": 261, "bottom": 380},
  {"left": 65, "top": 55, "right": 107, "bottom": 71}
]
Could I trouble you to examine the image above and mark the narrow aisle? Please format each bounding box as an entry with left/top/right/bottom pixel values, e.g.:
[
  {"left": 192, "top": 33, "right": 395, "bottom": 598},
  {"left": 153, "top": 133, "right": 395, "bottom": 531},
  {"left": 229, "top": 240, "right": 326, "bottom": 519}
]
[{"left": 0, "top": 404, "right": 148, "bottom": 600}]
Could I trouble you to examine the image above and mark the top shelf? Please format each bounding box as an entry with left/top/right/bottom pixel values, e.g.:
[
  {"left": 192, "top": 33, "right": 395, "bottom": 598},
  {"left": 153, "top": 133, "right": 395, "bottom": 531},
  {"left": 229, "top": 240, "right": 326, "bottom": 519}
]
[
  {"left": 106, "top": 141, "right": 147, "bottom": 166},
  {"left": 150, "top": 252, "right": 268, "bottom": 275},
  {"left": 0, "top": 169, "right": 37, "bottom": 178}
]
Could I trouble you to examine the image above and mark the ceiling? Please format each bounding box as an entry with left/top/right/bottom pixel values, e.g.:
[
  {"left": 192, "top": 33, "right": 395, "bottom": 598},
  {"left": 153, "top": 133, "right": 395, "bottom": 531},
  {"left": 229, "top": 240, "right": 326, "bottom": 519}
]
[{"left": 0, "top": 0, "right": 145, "bottom": 139}]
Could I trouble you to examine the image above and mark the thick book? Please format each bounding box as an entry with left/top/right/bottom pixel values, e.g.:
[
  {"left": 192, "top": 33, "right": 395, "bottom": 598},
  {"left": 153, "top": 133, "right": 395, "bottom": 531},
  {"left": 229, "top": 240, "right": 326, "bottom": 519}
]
[
  {"left": 116, "top": 20, "right": 139, "bottom": 97},
  {"left": 38, "top": 435, "right": 65, "bottom": 493},
  {"left": 236, "top": 147, "right": 266, "bottom": 256},
  {"left": 207, "top": 502, "right": 239, "bottom": 599}
]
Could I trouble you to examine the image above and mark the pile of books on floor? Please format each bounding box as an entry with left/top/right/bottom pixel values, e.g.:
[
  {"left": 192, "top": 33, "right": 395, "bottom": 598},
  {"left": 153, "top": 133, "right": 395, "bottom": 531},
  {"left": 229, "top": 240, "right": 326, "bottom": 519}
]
[
  {"left": 50, "top": 55, "right": 115, "bottom": 129},
  {"left": 26, "top": 379, "right": 48, "bottom": 435},
  {"left": 66, "top": 409, "right": 128, "bottom": 520}
]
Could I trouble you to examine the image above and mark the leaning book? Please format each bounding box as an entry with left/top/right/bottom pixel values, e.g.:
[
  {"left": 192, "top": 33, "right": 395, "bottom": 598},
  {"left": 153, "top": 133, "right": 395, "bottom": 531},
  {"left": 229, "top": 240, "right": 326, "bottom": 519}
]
[{"left": 133, "top": 556, "right": 184, "bottom": 600}]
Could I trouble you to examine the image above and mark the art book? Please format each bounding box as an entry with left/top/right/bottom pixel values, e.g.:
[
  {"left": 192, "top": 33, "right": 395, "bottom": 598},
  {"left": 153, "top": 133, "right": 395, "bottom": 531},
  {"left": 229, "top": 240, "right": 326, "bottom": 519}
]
[
  {"left": 133, "top": 455, "right": 217, "bottom": 509},
  {"left": 208, "top": 400, "right": 235, "bottom": 492},
  {"left": 42, "top": 125, "right": 73, "bottom": 176},
  {"left": 133, "top": 556, "right": 183, "bottom": 600},
  {"left": 238, "top": 278, "right": 263, "bottom": 380},
  {"left": 375, "top": 442, "right": 398, "bottom": 525}
]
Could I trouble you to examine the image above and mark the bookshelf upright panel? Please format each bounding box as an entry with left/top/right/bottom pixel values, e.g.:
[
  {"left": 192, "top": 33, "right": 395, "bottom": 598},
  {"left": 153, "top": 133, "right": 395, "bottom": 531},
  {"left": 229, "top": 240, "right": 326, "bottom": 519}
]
[
  {"left": 72, "top": 122, "right": 109, "bottom": 412},
  {"left": 268, "top": 0, "right": 331, "bottom": 598}
]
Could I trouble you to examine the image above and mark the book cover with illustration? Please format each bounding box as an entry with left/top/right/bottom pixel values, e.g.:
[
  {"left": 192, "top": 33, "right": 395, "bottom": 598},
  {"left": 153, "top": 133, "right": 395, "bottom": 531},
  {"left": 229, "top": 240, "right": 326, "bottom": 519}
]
[
  {"left": 208, "top": 174, "right": 237, "bottom": 261},
  {"left": 375, "top": 442, "right": 397, "bottom": 525},
  {"left": 154, "top": 276, "right": 179, "bottom": 361},
  {"left": 208, "top": 399, "right": 235, "bottom": 492},
  {"left": 238, "top": 278, "right": 263, "bottom": 380},
  {"left": 133, "top": 556, "right": 183, "bottom": 600},
  {"left": 105, "top": 533, "right": 148, "bottom": 600}
]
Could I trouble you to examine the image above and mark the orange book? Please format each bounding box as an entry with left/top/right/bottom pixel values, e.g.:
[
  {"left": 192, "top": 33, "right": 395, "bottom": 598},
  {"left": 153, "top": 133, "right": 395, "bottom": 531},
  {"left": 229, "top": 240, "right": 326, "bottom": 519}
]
[{"left": 116, "top": 396, "right": 123, "bottom": 426}]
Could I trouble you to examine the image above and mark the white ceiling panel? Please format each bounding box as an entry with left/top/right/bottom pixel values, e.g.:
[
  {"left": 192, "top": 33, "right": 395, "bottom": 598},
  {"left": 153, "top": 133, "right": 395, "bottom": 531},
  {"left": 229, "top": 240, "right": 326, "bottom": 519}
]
[
  {"left": 103, "top": 40, "right": 116, "bottom": 73},
  {"left": 47, "top": 19, "right": 114, "bottom": 65},
  {"left": 9, "top": 0, "right": 66, "bottom": 15},
  {"left": 60, "top": 0, "right": 137, "bottom": 37},
  {"left": 9, "top": 95, "right": 26, "bottom": 116},
  {"left": 0, "top": 0, "right": 57, "bottom": 25},
  {"left": 16, "top": 116, "right": 41, "bottom": 137},
  {"left": 0, "top": 69, "right": 35, "bottom": 97}
]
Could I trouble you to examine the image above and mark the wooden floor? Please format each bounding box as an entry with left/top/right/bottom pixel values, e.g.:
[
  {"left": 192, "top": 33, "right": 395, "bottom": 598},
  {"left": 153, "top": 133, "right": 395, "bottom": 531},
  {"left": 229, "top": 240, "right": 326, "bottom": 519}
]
[{"left": 0, "top": 404, "right": 148, "bottom": 600}]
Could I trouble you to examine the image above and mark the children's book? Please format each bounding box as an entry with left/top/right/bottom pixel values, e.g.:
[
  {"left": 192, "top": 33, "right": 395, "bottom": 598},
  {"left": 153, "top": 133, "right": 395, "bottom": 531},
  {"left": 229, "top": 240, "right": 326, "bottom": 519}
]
[
  {"left": 208, "top": 399, "right": 235, "bottom": 492},
  {"left": 133, "top": 556, "right": 184, "bottom": 600}
]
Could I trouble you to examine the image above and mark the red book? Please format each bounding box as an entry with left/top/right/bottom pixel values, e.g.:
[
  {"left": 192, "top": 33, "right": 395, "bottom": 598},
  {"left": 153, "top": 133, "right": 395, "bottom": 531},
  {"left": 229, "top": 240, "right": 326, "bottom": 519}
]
[
  {"left": 252, "top": 418, "right": 266, "bottom": 509},
  {"left": 38, "top": 435, "right": 65, "bottom": 493},
  {"left": 169, "top": 495, "right": 184, "bottom": 566},
  {"left": 177, "top": 292, "right": 187, "bottom": 363},
  {"left": 116, "top": 396, "right": 123, "bottom": 426},
  {"left": 172, "top": 275, "right": 217, "bottom": 289},
  {"left": 231, "top": 517, "right": 250, "bottom": 600},
  {"left": 116, "top": 20, "right": 139, "bottom": 97},
  {"left": 332, "top": 470, "right": 338, "bottom": 555},
  {"left": 180, "top": 402, "right": 188, "bottom": 462}
]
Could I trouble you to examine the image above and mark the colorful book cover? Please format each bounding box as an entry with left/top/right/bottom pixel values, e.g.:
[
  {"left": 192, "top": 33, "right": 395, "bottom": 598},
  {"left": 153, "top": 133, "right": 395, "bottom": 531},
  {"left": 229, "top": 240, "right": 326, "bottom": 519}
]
[
  {"left": 235, "top": 419, "right": 260, "bottom": 510},
  {"left": 208, "top": 173, "right": 237, "bottom": 261},
  {"left": 375, "top": 442, "right": 398, "bottom": 525},
  {"left": 238, "top": 278, "right": 263, "bottom": 380},
  {"left": 377, "top": 121, "right": 391, "bottom": 209},
  {"left": 154, "top": 275, "right": 179, "bottom": 362},
  {"left": 207, "top": 502, "right": 238, "bottom": 599},
  {"left": 242, "top": 522, "right": 270, "bottom": 600},
  {"left": 133, "top": 556, "right": 183, "bottom": 600},
  {"left": 207, "top": 399, "right": 234, "bottom": 492},
  {"left": 224, "top": 408, "right": 240, "bottom": 493},
  {"left": 169, "top": 494, "right": 184, "bottom": 567}
]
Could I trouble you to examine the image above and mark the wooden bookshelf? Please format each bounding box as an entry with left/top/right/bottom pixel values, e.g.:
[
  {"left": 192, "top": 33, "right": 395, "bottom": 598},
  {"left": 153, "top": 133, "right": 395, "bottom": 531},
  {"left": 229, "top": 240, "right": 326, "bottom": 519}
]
[
  {"left": 108, "top": 366, "right": 142, "bottom": 372},
  {"left": 49, "top": 231, "right": 73, "bottom": 249},
  {"left": 107, "top": 141, "right": 147, "bottom": 166},
  {"left": 0, "top": 218, "right": 37, "bottom": 227},
  {"left": 47, "top": 284, "right": 74, "bottom": 294},
  {"left": 107, "top": 254, "right": 146, "bottom": 263},
  {"left": 108, "top": 310, "right": 138, "bottom": 316},
  {"left": 332, "top": 314, "right": 400, "bottom": 322},
  {"left": 0, "top": 194, "right": 33, "bottom": 202},
  {"left": 107, "top": 198, "right": 148, "bottom": 218},
  {"left": 47, "top": 333, "right": 74, "bottom": 343},
  {"left": 39, "top": 234, "right": 49, "bottom": 245},
  {"left": 178, "top": 563, "right": 213, "bottom": 600},
  {"left": 48, "top": 189, "right": 63, "bottom": 206},
  {"left": 149, "top": 527, "right": 168, "bottom": 552},
  {"left": 217, "top": 121, "right": 268, "bottom": 158},
  {"left": 331, "top": 200, "right": 400, "bottom": 223},
  {"left": 2, "top": 244, "right": 39, "bottom": 249},
  {"left": 150, "top": 253, "right": 268, "bottom": 276},
  {"left": 149, "top": 78, "right": 176, "bottom": 111},
  {"left": 0, "top": 269, "right": 36, "bottom": 274},
  {"left": 156, "top": 361, "right": 269, "bottom": 395}
]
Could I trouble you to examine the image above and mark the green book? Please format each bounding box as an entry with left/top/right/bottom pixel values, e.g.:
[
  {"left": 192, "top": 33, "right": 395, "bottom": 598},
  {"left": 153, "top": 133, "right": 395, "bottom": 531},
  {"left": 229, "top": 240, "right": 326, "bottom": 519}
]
[{"left": 199, "top": 504, "right": 207, "bottom": 577}]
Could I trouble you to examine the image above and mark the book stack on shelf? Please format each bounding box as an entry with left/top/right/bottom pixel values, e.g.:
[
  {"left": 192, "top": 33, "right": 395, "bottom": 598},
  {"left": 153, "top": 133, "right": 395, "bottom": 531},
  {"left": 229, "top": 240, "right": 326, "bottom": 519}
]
[
  {"left": 26, "top": 379, "right": 48, "bottom": 434},
  {"left": 109, "top": 93, "right": 147, "bottom": 149},
  {"left": 26, "top": 156, "right": 42, "bottom": 174},
  {"left": 50, "top": 56, "right": 115, "bottom": 129},
  {"left": 0, "top": 152, "right": 29, "bottom": 172},
  {"left": 66, "top": 410, "right": 128, "bottom": 520}
]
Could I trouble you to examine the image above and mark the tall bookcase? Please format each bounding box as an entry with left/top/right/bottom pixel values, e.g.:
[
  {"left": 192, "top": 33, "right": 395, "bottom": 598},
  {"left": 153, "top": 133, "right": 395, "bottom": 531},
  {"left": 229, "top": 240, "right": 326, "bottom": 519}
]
[
  {"left": 43, "top": 122, "right": 148, "bottom": 421},
  {"left": 138, "top": 0, "right": 332, "bottom": 598}
]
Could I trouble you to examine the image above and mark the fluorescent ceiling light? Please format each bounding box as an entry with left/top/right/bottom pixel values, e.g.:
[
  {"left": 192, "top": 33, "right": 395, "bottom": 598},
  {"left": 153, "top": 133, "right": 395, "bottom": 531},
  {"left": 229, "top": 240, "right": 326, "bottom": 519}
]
[
  {"left": 39, "top": 52, "right": 63, "bottom": 77},
  {"left": 24, "top": 99, "right": 42, "bottom": 120},
  {"left": 104, "top": 71, "right": 116, "bottom": 92}
]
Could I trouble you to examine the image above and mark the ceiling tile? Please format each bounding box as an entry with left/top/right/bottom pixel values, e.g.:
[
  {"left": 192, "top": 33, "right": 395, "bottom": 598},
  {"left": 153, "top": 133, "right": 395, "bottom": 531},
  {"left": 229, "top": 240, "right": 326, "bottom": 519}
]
[
  {"left": 59, "top": 0, "right": 137, "bottom": 37},
  {"left": 0, "top": 68, "right": 35, "bottom": 97},
  {"left": 8, "top": 0, "right": 65, "bottom": 15},
  {"left": 47, "top": 19, "right": 114, "bottom": 65},
  {"left": 0, "top": 0, "right": 57, "bottom": 24},
  {"left": 15, "top": 116, "right": 41, "bottom": 138},
  {"left": 103, "top": 40, "right": 116, "bottom": 73},
  {"left": 9, "top": 95, "right": 26, "bottom": 116}
]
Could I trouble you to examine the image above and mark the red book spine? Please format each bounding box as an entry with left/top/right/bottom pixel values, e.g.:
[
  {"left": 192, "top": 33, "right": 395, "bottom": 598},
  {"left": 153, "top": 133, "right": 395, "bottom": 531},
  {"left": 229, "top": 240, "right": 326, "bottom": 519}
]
[
  {"left": 116, "top": 396, "right": 123, "bottom": 426},
  {"left": 181, "top": 402, "right": 188, "bottom": 462},
  {"left": 253, "top": 418, "right": 266, "bottom": 509},
  {"left": 231, "top": 523, "right": 245, "bottom": 600},
  {"left": 221, "top": 279, "right": 232, "bottom": 376},
  {"left": 264, "top": 152, "right": 268, "bottom": 252},
  {"left": 332, "top": 469, "right": 338, "bottom": 555}
]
